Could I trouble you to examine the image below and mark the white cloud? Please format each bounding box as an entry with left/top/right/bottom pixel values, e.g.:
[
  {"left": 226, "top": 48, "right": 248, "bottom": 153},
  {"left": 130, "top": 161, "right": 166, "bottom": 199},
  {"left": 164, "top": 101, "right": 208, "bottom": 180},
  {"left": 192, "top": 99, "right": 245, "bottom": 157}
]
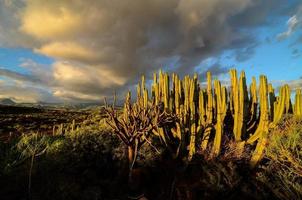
[{"left": 277, "top": 6, "right": 302, "bottom": 41}]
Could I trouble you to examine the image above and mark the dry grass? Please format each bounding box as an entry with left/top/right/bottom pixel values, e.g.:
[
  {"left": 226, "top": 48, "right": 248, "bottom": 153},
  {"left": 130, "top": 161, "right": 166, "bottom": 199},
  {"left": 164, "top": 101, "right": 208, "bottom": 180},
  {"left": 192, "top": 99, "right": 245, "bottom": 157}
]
[{"left": 257, "top": 115, "right": 302, "bottom": 199}]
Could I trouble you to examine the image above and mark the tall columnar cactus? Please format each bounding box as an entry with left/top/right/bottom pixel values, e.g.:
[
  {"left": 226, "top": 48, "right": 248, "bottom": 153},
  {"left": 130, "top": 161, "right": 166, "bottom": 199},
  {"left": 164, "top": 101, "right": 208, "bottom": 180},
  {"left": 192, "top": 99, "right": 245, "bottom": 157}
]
[
  {"left": 211, "top": 80, "right": 227, "bottom": 157},
  {"left": 143, "top": 88, "right": 148, "bottom": 108},
  {"left": 198, "top": 89, "right": 206, "bottom": 127},
  {"left": 152, "top": 72, "right": 159, "bottom": 105},
  {"left": 268, "top": 84, "right": 276, "bottom": 121},
  {"left": 230, "top": 70, "right": 249, "bottom": 141},
  {"left": 247, "top": 75, "right": 269, "bottom": 144},
  {"left": 123, "top": 91, "right": 131, "bottom": 121},
  {"left": 294, "top": 89, "right": 302, "bottom": 116},
  {"left": 188, "top": 76, "right": 197, "bottom": 161},
  {"left": 201, "top": 72, "right": 214, "bottom": 151},
  {"left": 229, "top": 69, "right": 238, "bottom": 115},
  {"left": 272, "top": 84, "right": 291, "bottom": 126},
  {"left": 247, "top": 77, "right": 258, "bottom": 133},
  {"left": 249, "top": 75, "right": 270, "bottom": 166},
  {"left": 164, "top": 73, "right": 170, "bottom": 110},
  {"left": 120, "top": 69, "right": 301, "bottom": 167},
  {"left": 173, "top": 73, "right": 180, "bottom": 114},
  {"left": 137, "top": 83, "right": 141, "bottom": 105}
]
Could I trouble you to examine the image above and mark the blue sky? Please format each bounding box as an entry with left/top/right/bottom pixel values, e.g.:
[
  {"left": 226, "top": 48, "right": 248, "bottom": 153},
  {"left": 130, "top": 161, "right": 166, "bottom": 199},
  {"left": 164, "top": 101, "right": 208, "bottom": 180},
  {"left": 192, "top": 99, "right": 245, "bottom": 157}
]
[
  {"left": 222, "top": 22, "right": 302, "bottom": 83},
  {"left": 0, "top": 0, "right": 301, "bottom": 102},
  {"left": 0, "top": 48, "right": 53, "bottom": 74}
]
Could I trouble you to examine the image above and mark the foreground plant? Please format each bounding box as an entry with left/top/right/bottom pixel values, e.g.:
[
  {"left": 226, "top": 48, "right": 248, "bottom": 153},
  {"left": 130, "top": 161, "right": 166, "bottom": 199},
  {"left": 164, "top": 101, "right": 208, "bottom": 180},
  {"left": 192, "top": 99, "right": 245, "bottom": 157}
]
[
  {"left": 257, "top": 116, "right": 302, "bottom": 199},
  {"left": 17, "top": 133, "right": 49, "bottom": 199},
  {"left": 104, "top": 91, "right": 176, "bottom": 172},
  {"left": 110, "top": 69, "right": 302, "bottom": 167}
]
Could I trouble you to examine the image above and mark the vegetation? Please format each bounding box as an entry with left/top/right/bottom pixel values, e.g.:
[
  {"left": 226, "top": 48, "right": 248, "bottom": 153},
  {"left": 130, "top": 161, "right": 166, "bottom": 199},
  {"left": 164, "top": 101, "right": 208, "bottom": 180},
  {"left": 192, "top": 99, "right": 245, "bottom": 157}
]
[
  {"left": 0, "top": 69, "right": 302, "bottom": 199},
  {"left": 257, "top": 116, "right": 302, "bottom": 199},
  {"left": 107, "top": 69, "right": 299, "bottom": 166},
  {"left": 0, "top": 105, "right": 90, "bottom": 141}
]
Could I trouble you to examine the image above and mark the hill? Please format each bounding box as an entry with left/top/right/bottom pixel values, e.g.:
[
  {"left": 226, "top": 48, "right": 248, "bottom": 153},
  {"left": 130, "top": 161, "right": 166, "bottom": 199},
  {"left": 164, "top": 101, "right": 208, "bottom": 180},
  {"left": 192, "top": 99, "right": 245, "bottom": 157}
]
[{"left": 0, "top": 98, "right": 15, "bottom": 105}]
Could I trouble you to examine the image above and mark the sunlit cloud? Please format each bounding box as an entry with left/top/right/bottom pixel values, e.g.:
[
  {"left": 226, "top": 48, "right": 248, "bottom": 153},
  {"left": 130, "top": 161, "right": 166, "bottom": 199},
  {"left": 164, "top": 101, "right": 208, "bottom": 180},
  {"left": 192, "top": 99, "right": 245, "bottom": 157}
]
[{"left": 0, "top": 0, "right": 299, "bottom": 102}]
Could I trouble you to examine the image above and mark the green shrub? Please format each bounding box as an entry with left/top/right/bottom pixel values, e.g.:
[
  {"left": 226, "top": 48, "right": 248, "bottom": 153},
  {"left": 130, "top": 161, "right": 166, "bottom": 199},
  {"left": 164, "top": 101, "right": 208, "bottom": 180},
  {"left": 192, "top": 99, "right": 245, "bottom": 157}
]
[{"left": 257, "top": 115, "right": 302, "bottom": 199}]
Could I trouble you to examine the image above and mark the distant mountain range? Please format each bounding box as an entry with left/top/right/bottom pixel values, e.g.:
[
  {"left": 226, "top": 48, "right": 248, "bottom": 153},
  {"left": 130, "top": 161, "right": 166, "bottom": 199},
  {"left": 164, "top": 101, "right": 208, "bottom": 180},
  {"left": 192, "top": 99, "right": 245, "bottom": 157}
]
[
  {"left": 0, "top": 98, "right": 106, "bottom": 109},
  {"left": 0, "top": 98, "right": 123, "bottom": 110},
  {"left": 0, "top": 98, "right": 16, "bottom": 105}
]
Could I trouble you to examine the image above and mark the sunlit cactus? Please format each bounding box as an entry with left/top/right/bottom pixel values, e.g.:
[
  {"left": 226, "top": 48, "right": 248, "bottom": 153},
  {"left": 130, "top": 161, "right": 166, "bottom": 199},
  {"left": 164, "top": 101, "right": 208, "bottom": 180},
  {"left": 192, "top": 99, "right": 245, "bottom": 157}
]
[
  {"left": 247, "top": 75, "right": 269, "bottom": 144},
  {"left": 249, "top": 75, "right": 269, "bottom": 166},
  {"left": 294, "top": 89, "right": 302, "bottom": 116},
  {"left": 188, "top": 74, "right": 198, "bottom": 161},
  {"left": 230, "top": 69, "right": 248, "bottom": 141},
  {"left": 201, "top": 72, "right": 214, "bottom": 152},
  {"left": 108, "top": 68, "right": 301, "bottom": 167},
  {"left": 272, "top": 85, "right": 291, "bottom": 125},
  {"left": 247, "top": 77, "right": 258, "bottom": 134},
  {"left": 211, "top": 80, "right": 227, "bottom": 157}
]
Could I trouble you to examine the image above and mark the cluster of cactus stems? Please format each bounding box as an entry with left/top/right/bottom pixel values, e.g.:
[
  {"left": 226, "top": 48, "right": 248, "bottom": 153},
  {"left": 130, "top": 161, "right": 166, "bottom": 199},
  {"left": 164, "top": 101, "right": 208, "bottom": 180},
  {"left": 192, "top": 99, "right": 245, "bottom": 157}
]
[
  {"left": 52, "top": 119, "right": 78, "bottom": 135},
  {"left": 119, "top": 69, "right": 302, "bottom": 167}
]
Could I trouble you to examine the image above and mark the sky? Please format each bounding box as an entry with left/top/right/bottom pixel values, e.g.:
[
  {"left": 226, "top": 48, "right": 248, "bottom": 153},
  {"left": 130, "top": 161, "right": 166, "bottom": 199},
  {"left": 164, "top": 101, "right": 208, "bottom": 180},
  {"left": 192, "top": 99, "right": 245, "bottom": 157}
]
[{"left": 0, "top": 0, "right": 301, "bottom": 103}]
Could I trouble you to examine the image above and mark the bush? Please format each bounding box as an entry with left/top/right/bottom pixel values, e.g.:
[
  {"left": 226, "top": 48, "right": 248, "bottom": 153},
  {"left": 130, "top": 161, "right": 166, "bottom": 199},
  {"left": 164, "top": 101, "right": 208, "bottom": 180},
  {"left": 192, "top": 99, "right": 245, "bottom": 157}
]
[
  {"left": 0, "top": 124, "right": 128, "bottom": 200},
  {"left": 257, "top": 115, "right": 302, "bottom": 199}
]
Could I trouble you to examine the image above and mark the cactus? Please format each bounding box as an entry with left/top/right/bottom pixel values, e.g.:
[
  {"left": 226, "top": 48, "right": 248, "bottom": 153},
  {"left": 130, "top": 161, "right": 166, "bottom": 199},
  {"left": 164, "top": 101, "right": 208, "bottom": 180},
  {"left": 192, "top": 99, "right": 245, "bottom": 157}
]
[
  {"left": 188, "top": 75, "right": 197, "bottom": 161},
  {"left": 230, "top": 69, "right": 248, "bottom": 141},
  {"left": 249, "top": 75, "right": 269, "bottom": 166},
  {"left": 247, "top": 75, "right": 269, "bottom": 144},
  {"left": 71, "top": 119, "right": 75, "bottom": 132},
  {"left": 247, "top": 77, "right": 258, "bottom": 134},
  {"left": 198, "top": 89, "right": 206, "bottom": 127},
  {"left": 201, "top": 72, "right": 214, "bottom": 152},
  {"left": 268, "top": 84, "right": 276, "bottom": 121},
  {"left": 174, "top": 74, "right": 181, "bottom": 114},
  {"left": 271, "top": 84, "right": 291, "bottom": 127},
  {"left": 211, "top": 80, "right": 227, "bottom": 157},
  {"left": 111, "top": 68, "right": 302, "bottom": 167},
  {"left": 143, "top": 88, "right": 148, "bottom": 108},
  {"left": 294, "top": 89, "right": 302, "bottom": 116}
]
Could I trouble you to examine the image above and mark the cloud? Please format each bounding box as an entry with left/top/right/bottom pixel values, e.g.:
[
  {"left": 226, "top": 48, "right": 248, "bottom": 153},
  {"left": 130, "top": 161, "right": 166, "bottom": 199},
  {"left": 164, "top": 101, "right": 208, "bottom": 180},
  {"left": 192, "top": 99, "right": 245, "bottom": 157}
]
[
  {"left": 0, "top": 68, "right": 41, "bottom": 84},
  {"left": 277, "top": 6, "right": 302, "bottom": 41},
  {"left": 284, "top": 79, "right": 302, "bottom": 91},
  {"left": 52, "top": 61, "right": 127, "bottom": 96},
  {"left": 20, "top": 3, "right": 82, "bottom": 40},
  {"left": 272, "top": 77, "right": 302, "bottom": 92},
  {"left": 0, "top": 80, "right": 56, "bottom": 103},
  {"left": 0, "top": 0, "right": 293, "bottom": 102},
  {"left": 0, "top": 0, "right": 37, "bottom": 47},
  {"left": 198, "top": 62, "right": 229, "bottom": 79},
  {"left": 35, "top": 42, "right": 101, "bottom": 63}
]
